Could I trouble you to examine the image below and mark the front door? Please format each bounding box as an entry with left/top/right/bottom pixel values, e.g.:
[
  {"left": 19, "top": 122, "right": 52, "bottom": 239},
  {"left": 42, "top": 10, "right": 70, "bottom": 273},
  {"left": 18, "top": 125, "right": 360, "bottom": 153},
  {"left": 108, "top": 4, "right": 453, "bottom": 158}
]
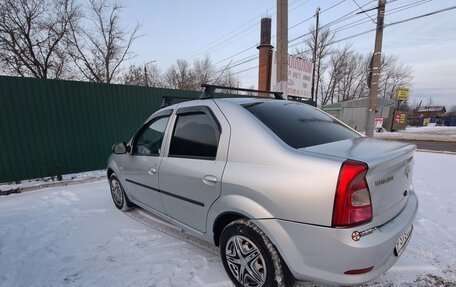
[{"left": 122, "top": 114, "right": 171, "bottom": 213}]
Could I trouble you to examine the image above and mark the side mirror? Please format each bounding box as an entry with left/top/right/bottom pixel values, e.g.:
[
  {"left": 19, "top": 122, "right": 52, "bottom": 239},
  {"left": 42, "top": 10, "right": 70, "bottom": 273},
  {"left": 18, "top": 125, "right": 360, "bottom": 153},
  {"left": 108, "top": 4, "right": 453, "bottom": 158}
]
[{"left": 112, "top": 142, "right": 129, "bottom": 154}]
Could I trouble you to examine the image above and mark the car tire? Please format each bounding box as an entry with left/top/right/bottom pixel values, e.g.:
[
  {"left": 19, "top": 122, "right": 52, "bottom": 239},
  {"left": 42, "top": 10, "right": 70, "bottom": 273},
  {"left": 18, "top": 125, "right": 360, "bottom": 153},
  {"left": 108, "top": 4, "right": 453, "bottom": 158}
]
[
  {"left": 220, "top": 219, "right": 290, "bottom": 287},
  {"left": 109, "top": 174, "right": 133, "bottom": 212}
]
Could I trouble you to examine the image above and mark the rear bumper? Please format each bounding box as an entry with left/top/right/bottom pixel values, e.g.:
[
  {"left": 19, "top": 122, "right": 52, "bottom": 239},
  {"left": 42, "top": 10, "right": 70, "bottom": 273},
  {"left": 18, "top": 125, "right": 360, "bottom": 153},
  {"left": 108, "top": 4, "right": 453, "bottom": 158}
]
[{"left": 253, "top": 191, "right": 418, "bottom": 286}]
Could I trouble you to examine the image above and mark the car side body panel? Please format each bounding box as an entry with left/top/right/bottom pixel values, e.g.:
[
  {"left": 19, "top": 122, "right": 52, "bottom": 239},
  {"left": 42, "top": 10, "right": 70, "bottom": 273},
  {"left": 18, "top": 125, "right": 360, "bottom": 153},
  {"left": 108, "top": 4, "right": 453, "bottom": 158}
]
[{"left": 211, "top": 99, "right": 343, "bottom": 226}]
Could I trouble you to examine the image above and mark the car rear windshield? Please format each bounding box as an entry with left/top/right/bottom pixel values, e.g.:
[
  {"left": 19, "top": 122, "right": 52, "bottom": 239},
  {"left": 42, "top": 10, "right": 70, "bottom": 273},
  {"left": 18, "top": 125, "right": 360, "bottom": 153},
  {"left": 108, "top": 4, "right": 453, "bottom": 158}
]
[{"left": 243, "top": 101, "right": 360, "bottom": 149}]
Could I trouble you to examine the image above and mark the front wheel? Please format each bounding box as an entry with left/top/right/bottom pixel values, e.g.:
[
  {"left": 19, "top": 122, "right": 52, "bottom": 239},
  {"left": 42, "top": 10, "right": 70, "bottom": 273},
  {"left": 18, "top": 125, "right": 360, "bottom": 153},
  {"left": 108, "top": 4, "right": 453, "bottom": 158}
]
[
  {"left": 109, "top": 174, "right": 133, "bottom": 211},
  {"left": 220, "top": 219, "right": 290, "bottom": 287}
]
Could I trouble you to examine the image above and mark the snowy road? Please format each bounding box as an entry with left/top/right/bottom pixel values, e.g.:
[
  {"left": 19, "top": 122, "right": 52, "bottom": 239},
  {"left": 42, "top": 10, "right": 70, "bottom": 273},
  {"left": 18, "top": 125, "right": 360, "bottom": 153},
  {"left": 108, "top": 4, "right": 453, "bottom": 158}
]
[{"left": 0, "top": 152, "right": 455, "bottom": 287}]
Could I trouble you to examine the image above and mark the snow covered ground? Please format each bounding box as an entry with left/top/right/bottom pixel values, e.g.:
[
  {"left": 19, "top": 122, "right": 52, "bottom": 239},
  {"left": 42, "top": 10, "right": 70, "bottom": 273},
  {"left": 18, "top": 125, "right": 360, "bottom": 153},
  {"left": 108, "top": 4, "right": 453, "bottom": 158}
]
[
  {"left": 0, "top": 170, "right": 106, "bottom": 193},
  {"left": 375, "top": 126, "right": 456, "bottom": 142},
  {"left": 0, "top": 152, "right": 455, "bottom": 287}
]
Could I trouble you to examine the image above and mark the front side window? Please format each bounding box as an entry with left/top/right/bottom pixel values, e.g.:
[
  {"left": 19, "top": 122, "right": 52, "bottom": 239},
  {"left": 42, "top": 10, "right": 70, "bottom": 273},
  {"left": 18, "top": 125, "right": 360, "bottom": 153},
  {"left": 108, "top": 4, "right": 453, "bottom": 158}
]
[
  {"left": 132, "top": 116, "right": 169, "bottom": 156},
  {"left": 169, "top": 112, "right": 220, "bottom": 160}
]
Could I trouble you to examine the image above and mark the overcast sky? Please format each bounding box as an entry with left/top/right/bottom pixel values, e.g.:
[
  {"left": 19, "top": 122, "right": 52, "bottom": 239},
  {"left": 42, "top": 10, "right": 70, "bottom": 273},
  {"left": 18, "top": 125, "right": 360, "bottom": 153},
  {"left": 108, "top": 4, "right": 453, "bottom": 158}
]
[{"left": 123, "top": 0, "right": 456, "bottom": 107}]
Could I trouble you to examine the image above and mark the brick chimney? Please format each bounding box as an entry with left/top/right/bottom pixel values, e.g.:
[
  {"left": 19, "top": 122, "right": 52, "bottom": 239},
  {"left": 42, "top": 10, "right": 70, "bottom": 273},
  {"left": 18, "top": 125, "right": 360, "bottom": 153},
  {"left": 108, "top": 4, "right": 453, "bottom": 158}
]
[{"left": 257, "top": 18, "right": 273, "bottom": 96}]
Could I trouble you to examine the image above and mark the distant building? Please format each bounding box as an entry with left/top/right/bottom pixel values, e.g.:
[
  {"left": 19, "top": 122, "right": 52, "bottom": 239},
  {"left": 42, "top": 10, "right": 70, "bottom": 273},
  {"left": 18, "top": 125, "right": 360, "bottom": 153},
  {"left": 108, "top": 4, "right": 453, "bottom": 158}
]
[
  {"left": 414, "top": 106, "right": 446, "bottom": 118},
  {"left": 410, "top": 106, "right": 448, "bottom": 126},
  {"left": 322, "top": 97, "right": 397, "bottom": 132}
]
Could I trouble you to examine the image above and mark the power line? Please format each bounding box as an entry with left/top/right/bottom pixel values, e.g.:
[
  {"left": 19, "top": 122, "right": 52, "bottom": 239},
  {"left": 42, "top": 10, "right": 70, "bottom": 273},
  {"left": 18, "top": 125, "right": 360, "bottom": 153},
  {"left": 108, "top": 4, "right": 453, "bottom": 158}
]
[
  {"left": 185, "top": 0, "right": 309, "bottom": 61},
  {"left": 184, "top": 4, "right": 276, "bottom": 59},
  {"left": 213, "top": 0, "right": 423, "bottom": 69},
  {"left": 213, "top": 44, "right": 258, "bottom": 66},
  {"left": 330, "top": 0, "right": 433, "bottom": 35},
  {"left": 212, "top": 0, "right": 353, "bottom": 69},
  {"left": 288, "top": 0, "right": 377, "bottom": 45},
  {"left": 288, "top": 0, "right": 348, "bottom": 31},
  {"left": 324, "top": 5, "right": 456, "bottom": 46},
  {"left": 215, "top": 0, "right": 374, "bottom": 75},
  {"left": 220, "top": 5, "right": 456, "bottom": 80},
  {"left": 288, "top": 0, "right": 434, "bottom": 48},
  {"left": 352, "top": 0, "right": 376, "bottom": 23},
  {"left": 385, "top": 5, "right": 456, "bottom": 28}
]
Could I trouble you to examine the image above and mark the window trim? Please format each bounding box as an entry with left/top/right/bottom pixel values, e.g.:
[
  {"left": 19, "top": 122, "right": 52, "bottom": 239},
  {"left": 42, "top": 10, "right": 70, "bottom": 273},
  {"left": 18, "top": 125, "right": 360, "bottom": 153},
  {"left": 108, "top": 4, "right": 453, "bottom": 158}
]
[
  {"left": 131, "top": 115, "right": 171, "bottom": 157},
  {"left": 175, "top": 106, "right": 221, "bottom": 133},
  {"left": 168, "top": 106, "right": 221, "bottom": 161}
]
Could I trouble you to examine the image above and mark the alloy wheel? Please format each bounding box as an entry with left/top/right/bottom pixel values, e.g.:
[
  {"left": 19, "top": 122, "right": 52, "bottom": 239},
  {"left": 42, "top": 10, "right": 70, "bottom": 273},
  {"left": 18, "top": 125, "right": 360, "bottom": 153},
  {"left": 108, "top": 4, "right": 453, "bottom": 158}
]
[
  {"left": 110, "top": 178, "right": 123, "bottom": 207},
  {"left": 225, "top": 235, "right": 267, "bottom": 287}
]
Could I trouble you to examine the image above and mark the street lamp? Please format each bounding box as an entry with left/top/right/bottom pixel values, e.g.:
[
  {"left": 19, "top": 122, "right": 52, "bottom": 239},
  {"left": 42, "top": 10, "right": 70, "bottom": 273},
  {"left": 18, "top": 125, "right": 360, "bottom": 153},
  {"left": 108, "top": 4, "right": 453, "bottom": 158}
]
[{"left": 144, "top": 60, "right": 157, "bottom": 87}]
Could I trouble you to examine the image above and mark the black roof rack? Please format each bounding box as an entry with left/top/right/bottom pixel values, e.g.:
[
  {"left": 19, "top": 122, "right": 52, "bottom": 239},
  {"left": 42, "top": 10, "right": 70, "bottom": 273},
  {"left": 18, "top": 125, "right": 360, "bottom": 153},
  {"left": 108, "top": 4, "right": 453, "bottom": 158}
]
[
  {"left": 160, "top": 96, "right": 196, "bottom": 108},
  {"left": 200, "top": 84, "right": 283, "bottom": 100}
]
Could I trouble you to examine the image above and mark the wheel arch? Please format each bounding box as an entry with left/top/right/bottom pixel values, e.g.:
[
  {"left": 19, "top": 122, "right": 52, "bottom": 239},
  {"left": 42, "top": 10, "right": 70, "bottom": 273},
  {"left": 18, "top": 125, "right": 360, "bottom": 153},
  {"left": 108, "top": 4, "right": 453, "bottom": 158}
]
[
  {"left": 208, "top": 194, "right": 275, "bottom": 246},
  {"left": 212, "top": 211, "right": 247, "bottom": 246},
  {"left": 107, "top": 168, "right": 114, "bottom": 179}
]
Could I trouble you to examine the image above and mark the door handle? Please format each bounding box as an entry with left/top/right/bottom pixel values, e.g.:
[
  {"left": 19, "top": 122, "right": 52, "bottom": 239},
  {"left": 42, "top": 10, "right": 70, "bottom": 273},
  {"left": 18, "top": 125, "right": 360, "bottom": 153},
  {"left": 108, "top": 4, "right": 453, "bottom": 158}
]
[
  {"left": 148, "top": 168, "right": 157, "bottom": 175},
  {"left": 202, "top": 175, "right": 218, "bottom": 185}
]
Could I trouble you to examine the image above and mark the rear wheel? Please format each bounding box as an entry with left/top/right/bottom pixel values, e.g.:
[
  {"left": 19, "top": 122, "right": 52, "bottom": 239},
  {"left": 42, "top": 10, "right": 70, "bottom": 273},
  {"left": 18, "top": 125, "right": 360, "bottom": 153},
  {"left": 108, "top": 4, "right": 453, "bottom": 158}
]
[
  {"left": 109, "top": 174, "right": 133, "bottom": 211},
  {"left": 220, "top": 219, "right": 289, "bottom": 287}
]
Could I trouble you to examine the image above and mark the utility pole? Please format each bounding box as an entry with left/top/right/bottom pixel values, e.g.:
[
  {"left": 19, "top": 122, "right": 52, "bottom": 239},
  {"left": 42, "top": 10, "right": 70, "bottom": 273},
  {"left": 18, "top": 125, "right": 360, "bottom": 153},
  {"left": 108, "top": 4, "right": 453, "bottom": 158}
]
[
  {"left": 366, "top": 0, "right": 386, "bottom": 137},
  {"left": 276, "top": 0, "right": 288, "bottom": 99},
  {"left": 144, "top": 60, "right": 156, "bottom": 87},
  {"left": 144, "top": 65, "right": 148, "bottom": 87},
  {"left": 311, "top": 7, "right": 320, "bottom": 103}
]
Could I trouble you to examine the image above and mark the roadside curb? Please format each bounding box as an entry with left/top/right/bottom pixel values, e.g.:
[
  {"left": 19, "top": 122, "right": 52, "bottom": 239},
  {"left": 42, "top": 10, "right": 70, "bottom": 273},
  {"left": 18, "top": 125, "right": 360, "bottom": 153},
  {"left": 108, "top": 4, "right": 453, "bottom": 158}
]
[
  {"left": 374, "top": 136, "right": 456, "bottom": 143},
  {"left": 0, "top": 176, "right": 106, "bottom": 196},
  {"left": 416, "top": 149, "right": 456, "bottom": 155}
]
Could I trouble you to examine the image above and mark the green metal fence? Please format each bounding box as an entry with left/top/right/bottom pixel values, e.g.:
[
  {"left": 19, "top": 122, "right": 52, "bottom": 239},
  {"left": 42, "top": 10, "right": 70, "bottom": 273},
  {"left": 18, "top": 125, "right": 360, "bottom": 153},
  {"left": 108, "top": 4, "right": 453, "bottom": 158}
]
[{"left": 0, "top": 76, "right": 201, "bottom": 183}]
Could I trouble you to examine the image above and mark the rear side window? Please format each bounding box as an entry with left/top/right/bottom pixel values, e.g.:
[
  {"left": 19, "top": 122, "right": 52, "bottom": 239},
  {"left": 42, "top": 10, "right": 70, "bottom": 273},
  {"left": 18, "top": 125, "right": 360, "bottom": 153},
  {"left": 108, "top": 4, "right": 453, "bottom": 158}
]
[
  {"left": 169, "top": 112, "right": 220, "bottom": 160},
  {"left": 243, "top": 101, "right": 359, "bottom": 149}
]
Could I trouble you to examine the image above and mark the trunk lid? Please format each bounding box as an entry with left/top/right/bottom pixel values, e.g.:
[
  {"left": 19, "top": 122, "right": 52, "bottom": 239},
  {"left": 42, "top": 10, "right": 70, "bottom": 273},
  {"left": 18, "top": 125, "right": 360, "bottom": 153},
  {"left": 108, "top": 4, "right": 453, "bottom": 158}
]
[{"left": 301, "top": 137, "right": 415, "bottom": 223}]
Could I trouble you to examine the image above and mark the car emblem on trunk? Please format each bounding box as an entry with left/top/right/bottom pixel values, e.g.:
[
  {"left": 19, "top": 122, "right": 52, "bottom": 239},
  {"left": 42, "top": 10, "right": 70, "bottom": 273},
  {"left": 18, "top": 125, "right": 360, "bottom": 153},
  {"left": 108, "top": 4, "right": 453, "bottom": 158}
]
[
  {"left": 352, "top": 227, "right": 378, "bottom": 241},
  {"left": 375, "top": 176, "right": 394, "bottom": 186}
]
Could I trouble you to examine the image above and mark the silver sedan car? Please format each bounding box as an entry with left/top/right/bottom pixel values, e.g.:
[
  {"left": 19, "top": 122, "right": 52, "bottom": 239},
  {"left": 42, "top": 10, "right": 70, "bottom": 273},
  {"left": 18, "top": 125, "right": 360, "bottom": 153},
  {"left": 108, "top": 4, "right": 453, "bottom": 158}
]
[{"left": 107, "top": 95, "right": 418, "bottom": 286}]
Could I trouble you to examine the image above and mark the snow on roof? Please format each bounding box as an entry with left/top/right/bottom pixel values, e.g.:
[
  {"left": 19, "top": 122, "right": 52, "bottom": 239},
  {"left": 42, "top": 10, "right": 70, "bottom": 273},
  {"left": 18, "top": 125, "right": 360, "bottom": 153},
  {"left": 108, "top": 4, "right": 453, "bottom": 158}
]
[{"left": 417, "top": 106, "right": 446, "bottom": 112}]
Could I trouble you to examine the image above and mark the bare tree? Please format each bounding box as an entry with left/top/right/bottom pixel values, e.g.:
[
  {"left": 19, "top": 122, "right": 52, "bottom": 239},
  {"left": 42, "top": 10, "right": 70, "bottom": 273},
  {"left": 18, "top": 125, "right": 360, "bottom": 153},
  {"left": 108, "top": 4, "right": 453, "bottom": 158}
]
[
  {"left": 216, "top": 70, "right": 238, "bottom": 89},
  {"left": 163, "top": 59, "right": 196, "bottom": 90},
  {"left": 68, "top": 0, "right": 140, "bottom": 83},
  {"left": 320, "top": 46, "right": 350, "bottom": 105},
  {"left": 336, "top": 51, "right": 367, "bottom": 101},
  {"left": 193, "top": 55, "right": 215, "bottom": 87},
  {"left": 297, "top": 26, "right": 335, "bottom": 103},
  {"left": 378, "top": 55, "right": 413, "bottom": 100},
  {"left": 122, "top": 63, "right": 161, "bottom": 87},
  {"left": 162, "top": 56, "right": 238, "bottom": 91},
  {"left": 318, "top": 50, "right": 412, "bottom": 105},
  {"left": 0, "top": 0, "right": 79, "bottom": 78}
]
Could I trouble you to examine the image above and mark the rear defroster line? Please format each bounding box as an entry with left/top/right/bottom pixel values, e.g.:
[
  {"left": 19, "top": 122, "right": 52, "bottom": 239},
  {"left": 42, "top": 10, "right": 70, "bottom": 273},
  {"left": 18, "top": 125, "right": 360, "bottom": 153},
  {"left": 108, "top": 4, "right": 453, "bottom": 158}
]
[{"left": 124, "top": 208, "right": 219, "bottom": 256}]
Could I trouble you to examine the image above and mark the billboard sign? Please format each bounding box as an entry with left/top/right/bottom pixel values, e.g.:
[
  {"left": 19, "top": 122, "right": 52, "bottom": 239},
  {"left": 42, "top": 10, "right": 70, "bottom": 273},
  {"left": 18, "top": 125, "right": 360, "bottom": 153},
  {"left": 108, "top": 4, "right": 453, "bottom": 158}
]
[
  {"left": 271, "top": 51, "right": 313, "bottom": 98},
  {"left": 395, "top": 88, "right": 409, "bottom": 101}
]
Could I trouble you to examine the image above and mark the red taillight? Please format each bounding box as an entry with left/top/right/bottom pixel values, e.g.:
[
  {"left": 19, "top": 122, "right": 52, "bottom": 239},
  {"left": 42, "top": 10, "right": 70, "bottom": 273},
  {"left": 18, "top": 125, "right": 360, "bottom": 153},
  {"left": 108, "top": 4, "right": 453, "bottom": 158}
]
[{"left": 332, "top": 160, "right": 372, "bottom": 227}]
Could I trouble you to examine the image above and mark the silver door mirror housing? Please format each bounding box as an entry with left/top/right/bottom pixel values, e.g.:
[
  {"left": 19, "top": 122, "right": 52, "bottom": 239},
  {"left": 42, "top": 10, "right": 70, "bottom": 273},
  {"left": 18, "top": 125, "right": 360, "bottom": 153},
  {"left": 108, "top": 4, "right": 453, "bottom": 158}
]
[{"left": 112, "top": 142, "right": 128, "bottom": 154}]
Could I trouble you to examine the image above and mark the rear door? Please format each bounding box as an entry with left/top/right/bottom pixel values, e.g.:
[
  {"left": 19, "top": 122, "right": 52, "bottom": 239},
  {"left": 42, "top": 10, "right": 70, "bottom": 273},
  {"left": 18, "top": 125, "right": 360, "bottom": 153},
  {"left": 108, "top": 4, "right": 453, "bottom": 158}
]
[
  {"left": 158, "top": 101, "right": 230, "bottom": 233},
  {"left": 121, "top": 110, "right": 172, "bottom": 213}
]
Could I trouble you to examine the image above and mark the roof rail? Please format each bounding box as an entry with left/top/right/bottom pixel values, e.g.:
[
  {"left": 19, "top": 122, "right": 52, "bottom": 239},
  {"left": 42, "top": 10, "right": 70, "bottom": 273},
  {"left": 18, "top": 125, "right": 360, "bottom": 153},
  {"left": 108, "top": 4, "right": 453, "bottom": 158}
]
[{"left": 200, "top": 84, "right": 283, "bottom": 100}]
